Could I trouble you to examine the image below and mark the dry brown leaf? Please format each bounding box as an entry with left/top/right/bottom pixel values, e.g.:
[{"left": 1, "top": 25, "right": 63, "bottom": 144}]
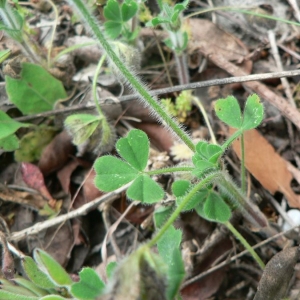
[
  {"left": 188, "top": 18, "right": 249, "bottom": 64},
  {"left": 230, "top": 128, "right": 300, "bottom": 208}
]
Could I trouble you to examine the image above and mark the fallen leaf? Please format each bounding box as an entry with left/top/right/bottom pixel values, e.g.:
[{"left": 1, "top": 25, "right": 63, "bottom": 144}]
[
  {"left": 0, "top": 183, "right": 47, "bottom": 209},
  {"left": 39, "top": 130, "right": 75, "bottom": 176},
  {"left": 254, "top": 246, "right": 300, "bottom": 300},
  {"left": 82, "top": 169, "right": 103, "bottom": 204},
  {"left": 134, "top": 123, "right": 174, "bottom": 152},
  {"left": 230, "top": 128, "right": 300, "bottom": 208}
]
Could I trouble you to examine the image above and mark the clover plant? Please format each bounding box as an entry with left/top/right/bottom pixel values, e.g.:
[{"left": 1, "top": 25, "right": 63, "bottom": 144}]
[
  {"left": 103, "top": 0, "right": 140, "bottom": 42},
  {"left": 0, "top": 0, "right": 271, "bottom": 299}
]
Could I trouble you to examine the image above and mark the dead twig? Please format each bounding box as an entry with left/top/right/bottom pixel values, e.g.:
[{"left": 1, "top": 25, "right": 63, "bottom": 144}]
[
  {"left": 9, "top": 184, "right": 130, "bottom": 242},
  {"left": 14, "top": 70, "right": 300, "bottom": 122}
]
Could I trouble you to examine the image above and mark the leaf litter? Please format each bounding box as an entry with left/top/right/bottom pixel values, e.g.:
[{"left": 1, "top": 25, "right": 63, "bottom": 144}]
[{"left": 1, "top": 0, "right": 300, "bottom": 299}]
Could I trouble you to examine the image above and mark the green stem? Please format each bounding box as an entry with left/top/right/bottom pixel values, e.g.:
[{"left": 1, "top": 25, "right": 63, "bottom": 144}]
[
  {"left": 146, "top": 166, "right": 194, "bottom": 176},
  {"left": 156, "top": 0, "right": 164, "bottom": 10},
  {"left": 217, "top": 174, "right": 267, "bottom": 228},
  {"left": 53, "top": 42, "right": 97, "bottom": 62},
  {"left": 240, "top": 133, "right": 246, "bottom": 194},
  {"left": 92, "top": 54, "right": 107, "bottom": 118},
  {"left": 192, "top": 96, "right": 217, "bottom": 144},
  {"left": 225, "top": 221, "right": 265, "bottom": 269},
  {"left": 221, "top": 129, "right": 243, "bottom": 150},
  {"left": 147, "top": 172, "right": 218, "bottom": 248},
  {"left": 70, "top": 0, "right": 195, "bottom": 152}
]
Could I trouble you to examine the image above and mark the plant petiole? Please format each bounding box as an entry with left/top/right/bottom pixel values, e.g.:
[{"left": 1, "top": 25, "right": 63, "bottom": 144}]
[
  {"left": 146, "top": 172, "right": 219, "bottom": 248},
  {"left": 146, "top": 166, "right": 194, "bottom": 176}
]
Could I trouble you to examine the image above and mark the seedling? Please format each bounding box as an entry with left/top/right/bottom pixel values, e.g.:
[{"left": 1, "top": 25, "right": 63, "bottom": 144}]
[
  {"left": 92, "top": 94, "right": 266, "bottom": 298},
  {"left": 146, "top": 0, "right": 190, "bottom": 84}
]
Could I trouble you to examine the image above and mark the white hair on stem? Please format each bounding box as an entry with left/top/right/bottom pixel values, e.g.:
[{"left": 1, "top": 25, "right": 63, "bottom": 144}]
[{"left": 69, "top": 0, "right": 195, "bottom": 151}]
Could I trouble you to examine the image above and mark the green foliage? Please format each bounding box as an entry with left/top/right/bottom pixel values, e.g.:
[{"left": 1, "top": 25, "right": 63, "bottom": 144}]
[
  {"left": 0, "top": 110, "right": 30, "bottom": 140},
  {"left": 0, "top": 49, "right": 11, "bottom": 63},
  {"left": 116, "top": 129, "right": 149, "bottom": 170},
  {"left": 146, "top": 0, "right": 189, "bottom": 53},
  {"left": 64, "top": 114, "right": 102, "bottom": 145},
  {"left": 33, "top": 249, "right": 73, "bottom": 287},
  {"left": 146, "top": 0, "right": 189, "bottom": 31},
  {"left": 70, "top": 268, "right": 105, "bottom": 300},
  {"left": 14, "top": 126, "right": 57, "bottom": 162},
  {"left": 106, "top": 261, "right": 117, "bottom": 279},
  {"left": 110, "top": 246, "right": 168, "bottom": 299},
  {"left": 22, "top": 257, "right": 56, "bottom": 290},
  {"left": 215, "top": 94, "right": 264, "bottom": 149},
  {"left": 1, "top": 249, "right": 107, "bottom": 299},
  {"left": 94, "top": 129, "right": 164, "bottom": 203},
  {"left": 0, "top": 134, "right": 19, "bottom": 151},
  {"left": 103, "top": 0, "right": 139, "bottom": 41},
  {"left": 0, "top": 0, "right": 24, "bottom": 42},
  {"left": 0, "top": 110, "right": 30, "bottom": 151},
  {"left": 155, "top": 224, "right": 185, "bottom": 300},
  {"left": 127, "top": 174, "right": 164, "bottom": 203},
  {"left": 196, "top": 190, "right": 231, "bottom": 223},
  {"left": 6, "top": 63, "right": 67, "bottom": 115}
]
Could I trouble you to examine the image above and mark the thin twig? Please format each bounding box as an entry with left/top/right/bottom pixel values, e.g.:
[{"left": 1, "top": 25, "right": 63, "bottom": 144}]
[
  {"left": 9, "top": 184, "right": 130, "bottom": 242},
  {"left": 14, "top": 70, "right": 300, "bottom": 122},
  {"left": 181, "top": 225, "right": 300, "bottom": 289}
]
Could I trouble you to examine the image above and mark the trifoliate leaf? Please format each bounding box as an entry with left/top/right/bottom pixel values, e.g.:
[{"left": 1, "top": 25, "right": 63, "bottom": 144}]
[
  {"left": 64, "top": 114, "right": 101, "bottom": 145},
  {"left": 94, "top": 155, "right": 138, "bottom": 191},
  {"left": 242, "top": 94, "right": 264, "bottom": 130},
  {"left": 116, "top": 129, "right": 149, "bottom": 171},
  {"left": 127, "top": 174, "right": 164, "bottom": 203},
  {"left": 70, "top": 268, "right": 105, "bottom": 300},
  {"left": 215, "top": 95, "right": 242, "bottom": 128}
]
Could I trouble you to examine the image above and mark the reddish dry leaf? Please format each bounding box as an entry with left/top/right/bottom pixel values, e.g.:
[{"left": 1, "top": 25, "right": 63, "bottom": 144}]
[
  {"left": 56, "top": 158, "right": 90, "bottom": 194},
  {"left": 38, "top": 130, "right": 75, "bottom": 176},
  {"left": 21, "top": 162, "right": 55, "bottom": 207},
  {"left": 230, "top": 128, "right": 300, "bottom": 208},
  {"left": 82, "top": 169, "right": 103, "bottom": 203}
]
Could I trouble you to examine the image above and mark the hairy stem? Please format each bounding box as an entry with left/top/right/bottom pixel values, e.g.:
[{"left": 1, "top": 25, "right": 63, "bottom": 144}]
[
  {"left": 147, "top": 172, "right": 218, "bottom": 248},
  {"left": 216, "top": 173, "right": 267, "bottom": 228},
  {"left": 70, "top": 0, "right": 195, "bottom": 151},
  {"left": 92, "top": 54, "right": 107, "bottom": 118}
]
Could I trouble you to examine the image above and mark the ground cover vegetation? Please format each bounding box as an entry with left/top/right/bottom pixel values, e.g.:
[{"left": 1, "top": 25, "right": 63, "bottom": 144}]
[{"left": 1, "top": 0, "right": 300, "bottom": 299}]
